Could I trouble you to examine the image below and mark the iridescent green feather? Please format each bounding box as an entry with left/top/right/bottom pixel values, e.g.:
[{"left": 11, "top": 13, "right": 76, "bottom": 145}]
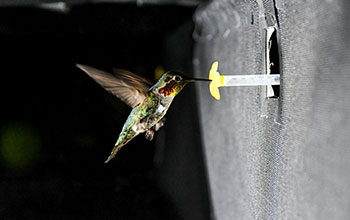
[{"left": 104, "top": 95, "right": 160, "bottom": 163}]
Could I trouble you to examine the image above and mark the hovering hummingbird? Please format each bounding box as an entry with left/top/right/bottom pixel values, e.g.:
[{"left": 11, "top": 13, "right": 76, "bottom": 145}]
[{"left": 76, "top": 64, "right": 210, "bottom": 163}]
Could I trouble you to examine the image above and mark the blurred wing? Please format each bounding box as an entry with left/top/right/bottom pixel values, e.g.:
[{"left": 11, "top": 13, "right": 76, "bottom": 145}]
[
  {"left": 76, "top": 64, "right": 150, "bottom": 108},
  {"left": 113, "top": 68, "right": 152, "bottom": 91}
]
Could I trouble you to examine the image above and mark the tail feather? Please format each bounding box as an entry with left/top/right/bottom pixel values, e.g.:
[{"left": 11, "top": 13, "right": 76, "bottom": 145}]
[
  {"left": 104, "top": 129, "right": 138, "bottom": 163},
  {"left": 104, "top": 143, "right": 125, "bottom": 163}
]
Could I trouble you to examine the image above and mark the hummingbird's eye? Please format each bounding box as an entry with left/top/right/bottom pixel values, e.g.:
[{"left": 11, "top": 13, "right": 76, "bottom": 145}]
[{"left": 174, "top": 76, "right": 181, "bottom": 82}]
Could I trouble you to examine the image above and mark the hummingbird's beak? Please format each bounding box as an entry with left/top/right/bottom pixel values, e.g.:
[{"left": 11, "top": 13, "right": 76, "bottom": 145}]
[
  {"left": 192, "top": 77, "right": 212, "bottom": 82},
  {"left": 185, "top": 76, "right": 211, "bottom": 83}
]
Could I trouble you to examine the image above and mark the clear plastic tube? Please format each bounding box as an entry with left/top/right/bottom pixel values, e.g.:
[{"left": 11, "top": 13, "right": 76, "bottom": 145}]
[{"left": 223, "top": 74, "right": 280, "bottom": 86}]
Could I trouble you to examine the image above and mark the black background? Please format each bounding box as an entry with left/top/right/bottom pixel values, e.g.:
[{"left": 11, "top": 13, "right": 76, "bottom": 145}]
[{"left": 0, "top": 3, "right": 209, "bottom": 219}]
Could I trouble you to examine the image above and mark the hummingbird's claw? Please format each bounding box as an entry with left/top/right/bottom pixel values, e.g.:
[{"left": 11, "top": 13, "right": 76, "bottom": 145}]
[{"left": 145, "top": 129, "right": 155, "bottom": 141}]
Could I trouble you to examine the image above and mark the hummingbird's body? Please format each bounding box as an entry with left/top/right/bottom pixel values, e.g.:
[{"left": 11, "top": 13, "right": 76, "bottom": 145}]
[
  {"left": 76, "top": 64, "right": 208, "bottom": 163},
  {"left": 111, "top": 89, "right": 172, "bottom": 162}
]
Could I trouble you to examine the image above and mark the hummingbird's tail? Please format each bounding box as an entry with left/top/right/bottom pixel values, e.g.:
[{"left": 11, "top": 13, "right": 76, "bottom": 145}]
[
  {"left": 104, "top": 129, "right": 138, "bottom": 163},
  {"left": 104, "top": 143, "right": 125, "bottom": 163}
]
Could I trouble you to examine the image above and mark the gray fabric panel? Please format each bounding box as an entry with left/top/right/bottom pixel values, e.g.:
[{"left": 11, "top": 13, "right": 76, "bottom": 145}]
[{"left": 194, "top": 0, "right": 350, "bottom": 219}]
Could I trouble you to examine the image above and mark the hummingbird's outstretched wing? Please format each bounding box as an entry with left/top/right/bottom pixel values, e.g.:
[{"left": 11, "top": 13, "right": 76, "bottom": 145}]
[
  {"left": 76, "top": 64, "right": 152, "bottom": 108},
  {"left": 113, "top": 68, "right": 152, "bottom": 89}
]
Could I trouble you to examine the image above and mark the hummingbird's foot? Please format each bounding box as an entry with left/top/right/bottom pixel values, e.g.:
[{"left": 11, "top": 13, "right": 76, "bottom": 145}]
[
  {"left": 145, "top": 129, "right": 155, "bottom": 141},
  {"left": 153, "top": 117, "right": 166, "bottom": 131}
]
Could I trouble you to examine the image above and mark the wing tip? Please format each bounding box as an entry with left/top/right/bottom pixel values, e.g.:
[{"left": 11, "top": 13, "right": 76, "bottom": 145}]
[
  {"left": 76, "top": 63, "right": 89, "bottom": 72},
  {"left": 75, "top": 64, "right": 104, "bottom": 78}
]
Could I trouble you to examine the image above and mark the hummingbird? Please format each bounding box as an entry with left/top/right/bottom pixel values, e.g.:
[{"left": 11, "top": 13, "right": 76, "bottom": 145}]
[{"left": 76, "top": 64, "right": 210, "bottom": 163}]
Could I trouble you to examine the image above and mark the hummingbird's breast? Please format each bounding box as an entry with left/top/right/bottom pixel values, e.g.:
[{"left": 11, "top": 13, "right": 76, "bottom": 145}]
[
  {"left": 136, "top": 94, "right": 173, "bottom": 132},
  {"left": 155, "top": 103, "right": 166, "bottom": 114}
]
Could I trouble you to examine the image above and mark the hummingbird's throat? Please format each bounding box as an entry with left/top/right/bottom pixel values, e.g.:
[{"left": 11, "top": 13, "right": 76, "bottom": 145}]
[{"left": 159, "top": 80, "right": 177, "bottom": 97}]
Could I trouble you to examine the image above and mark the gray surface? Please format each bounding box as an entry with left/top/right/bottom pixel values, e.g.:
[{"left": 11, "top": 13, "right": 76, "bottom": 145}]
[{"left": 194, "top": 0, "right": 350, "bottom": 219}]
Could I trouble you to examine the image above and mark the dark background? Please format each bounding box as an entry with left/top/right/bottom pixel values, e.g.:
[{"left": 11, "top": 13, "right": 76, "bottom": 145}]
[
  {"left": 3, "top": 1, "right": 350, "bottom": 220},
  {"left": 0, "top": 3, "right": 210, "bottom": 220}
]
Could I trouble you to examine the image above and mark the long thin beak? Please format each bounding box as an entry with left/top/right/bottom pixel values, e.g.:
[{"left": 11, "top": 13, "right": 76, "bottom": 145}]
[{"left": 186, "top": 77, "right": 211, "bottom": 82}]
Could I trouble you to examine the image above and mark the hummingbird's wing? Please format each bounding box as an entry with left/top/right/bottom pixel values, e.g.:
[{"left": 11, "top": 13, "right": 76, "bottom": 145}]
[
  {"left": 113, "top": 68, "right": 152, "bottom": 89},
  {"left": 76, "top": 64, "right": 151, "bottom": 108}
]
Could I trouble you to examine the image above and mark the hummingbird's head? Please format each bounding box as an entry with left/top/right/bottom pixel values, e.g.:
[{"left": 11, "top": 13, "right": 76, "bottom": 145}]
[{"left": 154, "top": 71, "right": 210, "bottom": 97}]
